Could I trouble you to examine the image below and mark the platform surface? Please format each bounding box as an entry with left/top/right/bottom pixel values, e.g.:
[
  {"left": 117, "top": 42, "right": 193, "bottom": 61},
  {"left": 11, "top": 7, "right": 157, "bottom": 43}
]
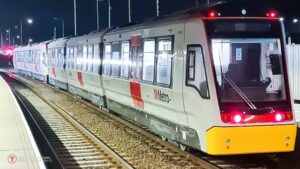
[{"left": 0, "top": 76, "right": 45, "bottom": 169}]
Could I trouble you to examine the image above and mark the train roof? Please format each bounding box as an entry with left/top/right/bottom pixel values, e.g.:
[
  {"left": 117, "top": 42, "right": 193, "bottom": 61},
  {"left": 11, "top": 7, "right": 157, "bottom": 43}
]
[
  {"left": 17, "top": 45, "right": 31, "bottom": 51},
  {"left": 104, "top": 2, "right": 225, "bottom": 35},
  {"left": 48, "top": 38, "right": 68, "bottom": 48},
  {"left": 29, "top": 40, "right": 52, "bottom": 50},
  {"left": 105, "top": 1, "right": 280, "bottom": 35},
  {"left": 66, "top": 29, "right": 109, "bottom": 46}
]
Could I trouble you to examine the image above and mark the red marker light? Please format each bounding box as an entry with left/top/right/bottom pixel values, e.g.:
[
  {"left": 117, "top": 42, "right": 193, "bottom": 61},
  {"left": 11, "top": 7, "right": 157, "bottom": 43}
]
[
  {"left": 208, "top": 11, "right": 217, "bottom": 17},
  {"left": 267, "top": 11, "right": 278, "bottom": 18},
  {"left": 221, "top": 110, "right": 293, "bottom": 124}
]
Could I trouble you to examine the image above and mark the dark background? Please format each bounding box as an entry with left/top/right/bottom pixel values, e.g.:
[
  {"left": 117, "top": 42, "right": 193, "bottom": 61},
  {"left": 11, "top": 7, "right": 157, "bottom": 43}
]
[{"left": 0, "top": 0, "right": 300, "bottom": 44}]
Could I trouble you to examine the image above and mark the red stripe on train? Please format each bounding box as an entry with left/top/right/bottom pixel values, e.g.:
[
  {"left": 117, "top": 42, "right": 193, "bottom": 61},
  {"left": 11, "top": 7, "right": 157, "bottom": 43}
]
[
  {"left": 130, "top": 80, "right": 144, "bottom": 108},
  {"left": 52, "top": 67, "right": 56, "bottom": 77},
  {"left": 77, "top": 72, "right": 84, "bottom": 86}
]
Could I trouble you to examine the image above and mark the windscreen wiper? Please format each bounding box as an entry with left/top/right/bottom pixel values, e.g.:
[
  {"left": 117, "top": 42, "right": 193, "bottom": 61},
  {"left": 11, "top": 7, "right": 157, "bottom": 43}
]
[{"left": 222, "top": 74, "right": 257, "bottom": 110}]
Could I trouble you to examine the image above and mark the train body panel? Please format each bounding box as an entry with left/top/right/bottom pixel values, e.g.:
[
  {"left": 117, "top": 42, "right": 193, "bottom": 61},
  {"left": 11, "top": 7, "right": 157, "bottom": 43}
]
[
  {"left": 287, "top": 44, "right": 300, "bottom": 121},
  {"left": 29, "top": 42, "right": 49, "bottom": 82},
  {"left": 65, "top": 32, "right": 105, "bottom": 106},
  {"left": 47, "top": 38, "right": 68, "bottom": 90},
  {"left": 103, "top": 22, "right": 188, "bottom": 128},
  {"left": 182, "top": 19, "right": 222, "bottom": 151}
]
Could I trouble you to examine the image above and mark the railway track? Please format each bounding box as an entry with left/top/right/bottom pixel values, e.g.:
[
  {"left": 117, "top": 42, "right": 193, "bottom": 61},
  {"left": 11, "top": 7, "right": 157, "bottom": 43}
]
[
  {"left": 11, "top": 79, "right": 133, "bottom": 169},
  {"left": 4, "top": 71, "right": 297, "bottom": 169}
]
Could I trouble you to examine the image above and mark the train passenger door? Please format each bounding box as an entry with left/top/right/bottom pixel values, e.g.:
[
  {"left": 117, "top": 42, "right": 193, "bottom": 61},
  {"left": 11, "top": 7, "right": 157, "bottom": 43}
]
[
  {"left": 129, "top": 35, "right": 144, "bottom": 108},
  {"left": 185, "top": 45, "right": 209, "bottom": 99},
  {"left": 183, "top": 42, "right": 213, "bottom": 135}
]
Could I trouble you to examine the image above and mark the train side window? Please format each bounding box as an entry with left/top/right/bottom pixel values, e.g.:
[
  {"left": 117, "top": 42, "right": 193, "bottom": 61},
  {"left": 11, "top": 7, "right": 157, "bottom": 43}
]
[
  {"left": 29, "top": 51, "right": 33, "bottom": 63},
  {"left": 60, "top": 48, "right": 66, "bottom": 68},
  {"left": 120, "top": 42, "right": 129, "bottom": 77},
  {"left": 37, "top": 50, "right": 41, "bottom": 64},
  {"left": 66, "top": 47, "right": 70, "bottom": 69},
  {"left": 186, "top": 45, "right": 210, "bottom": 99},
  {"left": 32, "top": 51, "right": 35, "bottom": 64},
  {"left": 87, "top": 45, "right": 93, "bottom": 72},
  {"left": 51, "top": 49, "right": 56, "bottom": 66},
  {"left": 103, "top": 44, "right": 111, "bottom": 75},
  {"left": 57, "top": 49, "right": 61, "bottom": 67},
  {"left": 82, "top": 45, "right": 88, "bottom": 71},
  {"left": 70, "top": 47, "right": 74, "bottom": 69},
  {"left": 156, "top": 38, "right": 173, "bottom": 86},
  {"left": 142, "top": 40, "right": 155, "bottom": 82},
  {"left": 61, "top": 48, "right": 65, "bottom": 68},
  {"left": 93, "top": 44, "right": 100, "bottom": 74},
  {"left": 76, "top": 46, "right": 82, "bottom": 70},
  {"left": 47, "top": 50, "right": 50, "bottom": 66},
  {"left": 74, "top": 47, "right": 78, "bottom": 70},
  {"left": 55, "top": 48, "right": 60, "bottom": 67},
  {"left": 111, "top": 42, "right": 120, "bottom": 77}
]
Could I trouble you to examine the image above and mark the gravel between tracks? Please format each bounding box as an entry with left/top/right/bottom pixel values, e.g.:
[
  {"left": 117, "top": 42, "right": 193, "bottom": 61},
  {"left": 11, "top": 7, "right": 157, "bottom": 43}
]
[{"left": 18, "top": 77, "right": 210, "bottom": 169}]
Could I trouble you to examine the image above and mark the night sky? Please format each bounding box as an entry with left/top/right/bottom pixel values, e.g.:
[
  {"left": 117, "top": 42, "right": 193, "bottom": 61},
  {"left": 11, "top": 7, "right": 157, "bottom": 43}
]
[{"left": 1, "top": 0, "right": 300, "bottom": 44}]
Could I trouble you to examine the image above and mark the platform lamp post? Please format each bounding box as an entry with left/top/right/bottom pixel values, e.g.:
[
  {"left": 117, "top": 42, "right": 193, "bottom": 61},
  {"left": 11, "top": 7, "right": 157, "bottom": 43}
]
[
  {"left": 6, "top": 29, "right": 10, "bottom": 45},
  {"left": 98, "top": 0, "right": 112, "bottom": 28},
  {"left": 156, "top": 0, "right": 159, "bottom": 16},
  {"left": 53, "top": 18, "right": 65, "bottom": 38},
  {"left": 96, "top": 0, "right": 100, "bottom": 30},
  {"left": 74, "top": 0, "right": 77, "bottom": 36},
  {"left": 20, "top": 18, "right": 33, "bottom": 46},
  {"left": 128, "top": 0, "right": 131, "bottom": 23}
]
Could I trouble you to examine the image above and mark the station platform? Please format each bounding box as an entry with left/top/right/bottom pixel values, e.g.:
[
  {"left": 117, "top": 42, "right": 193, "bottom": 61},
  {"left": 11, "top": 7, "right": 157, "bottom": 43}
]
[{"left": 0, "top": 76, "right": 45, "bottom": 169}]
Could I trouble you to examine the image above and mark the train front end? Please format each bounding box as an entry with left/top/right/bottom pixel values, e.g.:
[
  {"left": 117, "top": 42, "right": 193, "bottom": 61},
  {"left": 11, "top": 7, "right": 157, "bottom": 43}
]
[{"left": 204, "top": 13, "right": 297, "bottom": 155}]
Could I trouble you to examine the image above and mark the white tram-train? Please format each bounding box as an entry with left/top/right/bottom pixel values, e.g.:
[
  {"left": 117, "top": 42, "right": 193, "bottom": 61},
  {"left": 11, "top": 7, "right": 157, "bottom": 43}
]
[{"left": 13, "top": 3, "right": 297, "bottom": 155}]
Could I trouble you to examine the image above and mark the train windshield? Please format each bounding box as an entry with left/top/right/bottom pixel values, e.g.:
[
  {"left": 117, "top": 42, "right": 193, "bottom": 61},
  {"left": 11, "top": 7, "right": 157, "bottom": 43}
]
[{"left": 206, "top": 20, "right": 287, "bottom": 103}]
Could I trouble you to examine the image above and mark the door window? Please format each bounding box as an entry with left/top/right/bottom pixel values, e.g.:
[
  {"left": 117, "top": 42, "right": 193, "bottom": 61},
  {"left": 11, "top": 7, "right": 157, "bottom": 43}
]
[
  {"left": 186, "top": 45, "right": 209, "bottom": 99},
  {"left": 156, "top": 39, "right": 173, "bottom": 86},
  {"left": 142, "top": 40, "right": 155, "bottom": 82},
  {"left": 103, "top": 44, "right": 111, "bottom": 75}
]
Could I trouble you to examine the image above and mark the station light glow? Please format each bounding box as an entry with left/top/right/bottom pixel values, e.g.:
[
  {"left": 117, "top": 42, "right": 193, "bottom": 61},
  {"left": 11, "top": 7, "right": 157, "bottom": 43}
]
[{"left": 293, "top": 18, "right": 298, "bottom": 23}]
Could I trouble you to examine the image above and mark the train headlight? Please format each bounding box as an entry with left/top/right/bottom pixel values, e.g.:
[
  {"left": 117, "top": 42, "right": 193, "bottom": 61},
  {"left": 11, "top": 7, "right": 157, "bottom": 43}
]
[
  {"left": 275, "top": 113, "right": 283, "bottom": 122},
  {"left": 221, "top": 112, "right": 244, "bottom": 124},
  {"left": 233, "top": 114, "right": 242, "bottom": 123}
]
